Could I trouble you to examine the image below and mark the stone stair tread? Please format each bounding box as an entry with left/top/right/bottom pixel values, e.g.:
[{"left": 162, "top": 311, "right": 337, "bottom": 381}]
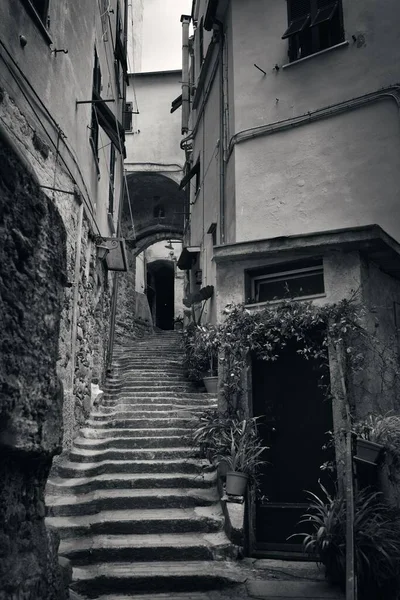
[
  {"left": 48, "top": 472, "right": 214, "bottom": 488},
  {"left": 72, "top": 560, "right": 246, "bottom": 582},
  {"left": 81, "top": 427, "right": 190, "bottom": 434},
  {"left": 47, "top": 505, "right": 223, "bottom": 528},
  {"left": 47, "top": 487, "right": 218, "bottom": 506},
  {"left": 75, "top": 436, "right": 191, "bottom": 446},
  {"left": 60, "top": 531, "right": 231, "bottom": 555},
  {"left": 69, "top": 447, "right": 195, "bottom": 458},
  {"left": 55, "top": 458, "right": 204, "bottom": 471}
]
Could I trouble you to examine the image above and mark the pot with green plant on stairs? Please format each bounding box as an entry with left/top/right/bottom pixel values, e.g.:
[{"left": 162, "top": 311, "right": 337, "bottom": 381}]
[
  {"left": 192, "top": 324, "right": 221, "bottom": 394},
  {"left": 219, "top": 418, "right": 269, "bottom": 497},
  {"left": 353, "top": 414, "right": 388, "bottom": 466}
]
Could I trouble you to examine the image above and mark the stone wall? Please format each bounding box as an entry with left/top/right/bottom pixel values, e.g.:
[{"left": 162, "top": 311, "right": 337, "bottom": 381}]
[{"left": 0, "top": 134, "right": 67, "bottom": 598}]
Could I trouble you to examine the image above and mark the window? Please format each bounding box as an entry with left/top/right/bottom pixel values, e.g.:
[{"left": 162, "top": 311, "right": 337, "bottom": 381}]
[
  {"left": 30, "top": 0, "right": 48, "bottom": 22},
  {"left": 179, "top": 160, "right": 200, "bottom": 194},
  {"left": 114, "top": 1, "right": 127, "bottom": 98},
  {"left": 247, "top": 258, "right": 325, "bottom": 304},
  {"left": 19, "top": 0, "right": 51, "bottom": 42},
  {"left": 154, "top": 204, "right": 165, "bottom": 218},
  {"left": 282, "top": 0, "right": 344, "bottom": 62},
  {"left": 123, "top": 102, "right": 133, "bottom": 131},
  {"left": 108, "top": 144, "right": 116, "bottom": 214},
  {"left": 90, "top": 49, "right": 101, "bottom": 159}
]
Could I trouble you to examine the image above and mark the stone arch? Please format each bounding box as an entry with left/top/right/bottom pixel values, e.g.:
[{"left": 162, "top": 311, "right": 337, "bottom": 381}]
[{"left": 122, "top": 172, "right": 185, "bottom": 243}]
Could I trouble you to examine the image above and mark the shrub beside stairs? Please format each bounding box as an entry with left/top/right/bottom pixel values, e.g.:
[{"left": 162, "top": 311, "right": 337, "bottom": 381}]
[{"left": 46, "top": 331, "right": 241, "bottom": 598}]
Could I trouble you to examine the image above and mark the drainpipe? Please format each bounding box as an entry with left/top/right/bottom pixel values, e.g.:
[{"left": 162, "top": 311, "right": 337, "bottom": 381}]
[
  {"left": 180, "top": 14, "right": 191, "bottom": 135},
  {"left": 216, "top": 21, "right": 225, "bottom": 244}
]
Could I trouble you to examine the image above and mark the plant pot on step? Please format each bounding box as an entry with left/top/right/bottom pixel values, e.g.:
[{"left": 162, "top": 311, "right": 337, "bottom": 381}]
[
  {"left": 355, "top": 438, "right": 384, "bottom": 465},
  {"left": 203, "top": 375, "right": 218, "bottom": 394},
  {"left": 226, "top": 471, "right": 248, "bottom": 496}
]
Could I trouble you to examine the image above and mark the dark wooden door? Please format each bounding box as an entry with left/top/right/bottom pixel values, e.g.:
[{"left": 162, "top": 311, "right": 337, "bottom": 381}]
[{"left": 252, "top": 338, "right": 333, "bottom": 553}]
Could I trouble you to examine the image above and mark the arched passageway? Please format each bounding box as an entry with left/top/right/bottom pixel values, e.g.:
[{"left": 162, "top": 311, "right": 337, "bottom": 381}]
[{"left": 147, "top": 259, "right": 175, "bottom": 330}]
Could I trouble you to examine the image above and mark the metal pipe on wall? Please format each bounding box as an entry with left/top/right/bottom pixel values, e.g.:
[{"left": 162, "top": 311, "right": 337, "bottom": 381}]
[{"left": 180, "top": 14, "right": 191, "bottom": 135}]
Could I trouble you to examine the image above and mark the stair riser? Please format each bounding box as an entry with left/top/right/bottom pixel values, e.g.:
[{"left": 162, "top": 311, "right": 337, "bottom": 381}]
[
  {"left": 55, "top": 462, "right": 203, "bottom": 477},
  {"left": 47, "top": 477, "right": 212, "bottom": 495},
  {"left": 87, "top": 418, "right": 193, "bottom": 428},
  {"left": 63, "top": 545, "right": 227, "bottom": 565},
  {"left": 72, "top": 574, "right": 239, "bottom": 597},
  {"left": 99, "top": 403, "right": 214, "bottom": 412},
  {"left": 47, "top": 494, "right": 215, "bottom": 516},
  {"left": 69, "top": 449, "right": 195, "bottom": 462},
  {"left": 75, "top": 438, "right": 191, "bottom": 450},
  {"left": 105, "top": 386, "right": 197, "bottom": 392},
  {"left": 80, "top": 428, "right": 190, "bottom": 439},
  {"left": 47, "top": 517, "right": 222, "bottom": 538}
]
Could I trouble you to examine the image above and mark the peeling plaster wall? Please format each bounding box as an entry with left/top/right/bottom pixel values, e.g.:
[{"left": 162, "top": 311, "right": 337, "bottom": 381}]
[{"left": 0, "top": 135, "right": 67, "bottom": 599}]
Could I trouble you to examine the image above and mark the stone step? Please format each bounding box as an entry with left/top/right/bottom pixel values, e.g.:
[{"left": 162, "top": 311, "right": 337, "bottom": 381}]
[
  {"left": 46, "top": 487, "right": 218, "bottom": 516},
  {"left": 80, "top": 427, "right": 191, "bottom": 439},
  {"left": 105, "top": 385, "right": 197, "bottom": 392},
  {"left": 69, "top": 447, "right": 197, "bottom": 463},
  {"left": 59, "top": 531, "right": 235, "bottom": 565},
  {"left": 74, "top": 435, "right": 191, "bottom": 450},
  {"left": 46, "top": 505, "right": 223, "bottom": 537},
  {"left": 71, "top": 560, "right": 245, "bottom": 596},
  {"left": 89, "top": 408, "right": 207, "bottom": 419},
  {"left": 47, "top": 471, "right": 215, "bottom": 494},
  {"left": 53, "top": 458, "right": 207, "bottom": 478},
  {"left": 87, "top": 416, "right": 193, "bottom": 428},
  {"left": 98, "top": 403, "right": 215, "bottom": 413}
]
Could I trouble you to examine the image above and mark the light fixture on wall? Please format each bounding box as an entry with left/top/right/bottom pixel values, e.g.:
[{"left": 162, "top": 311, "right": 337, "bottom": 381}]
[
  {"left": 165, "top": 240, "right": 174, "bottom": 250},
  {"left": 94, "top": 236, "right": 110, "bottom": 261}
]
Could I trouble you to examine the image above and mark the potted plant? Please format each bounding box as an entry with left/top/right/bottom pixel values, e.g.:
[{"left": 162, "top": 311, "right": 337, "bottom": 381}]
[
  {"left": 219, "top": 419, "right": 268, "bottom": 496},
  {"left": 189, "top": 408, "right": 236, "bottom": 465},
  {"left": 183, "top": 324, "right": 221, "bottom": 393},
  {"left": 353, "top": 414, "right": 386, "bottom": 465},
  {"left": 293, "top": 484, "right": 400, "bottom": 598},
  {"left": 174, "top": 315, "right": 184, "bottom": 331}
]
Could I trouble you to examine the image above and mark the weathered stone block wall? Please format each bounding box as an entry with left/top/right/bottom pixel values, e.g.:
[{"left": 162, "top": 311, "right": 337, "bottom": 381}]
[{"left": 0, "top": 133, "right": 67, "bottom": 599}]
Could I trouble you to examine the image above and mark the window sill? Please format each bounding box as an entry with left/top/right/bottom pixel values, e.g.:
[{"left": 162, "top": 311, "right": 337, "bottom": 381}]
[
  {"left": 19, "top": 0, "right": 52, "bottom": 45},
  {"left": 282, "top": 40, "right": 349, "bottom": 69},
  {"left": 245, "top": 293, "right": 326, "bottom": 310}
]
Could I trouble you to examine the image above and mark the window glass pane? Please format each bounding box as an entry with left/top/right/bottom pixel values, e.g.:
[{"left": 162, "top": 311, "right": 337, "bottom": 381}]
[{"left": 256, "top": 271, "right": 324, "bottom": 302}]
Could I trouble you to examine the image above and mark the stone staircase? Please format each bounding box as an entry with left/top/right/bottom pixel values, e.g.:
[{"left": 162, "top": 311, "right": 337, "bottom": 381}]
[{"left": 46, "top": 332, "right": 240, "bottom": 598}]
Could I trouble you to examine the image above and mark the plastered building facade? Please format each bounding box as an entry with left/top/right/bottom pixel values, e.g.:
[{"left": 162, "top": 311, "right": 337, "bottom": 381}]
[{"left": 179, "top": 0, "right": 400, "bottom": 556}]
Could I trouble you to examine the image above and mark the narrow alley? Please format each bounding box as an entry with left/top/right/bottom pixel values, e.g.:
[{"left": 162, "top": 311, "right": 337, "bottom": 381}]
[{"left": 2, "top": 1, "right": 400, "bottom": 600}]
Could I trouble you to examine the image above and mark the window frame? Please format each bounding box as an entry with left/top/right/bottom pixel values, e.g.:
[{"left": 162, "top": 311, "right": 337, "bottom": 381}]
[
  {"left": 123, "top": 102, "right": 133, "bottom": 132},
  {"left": 108, "top": 144, "right": 116, "bottom": 215},
  {"left": 283, "top": 0, "right": 344, "bottom": 63},
  {"left": 19, "top": 0, "right": 52, "bottom": 44},
  {"left": 246, "top": 258, "right": 325, "bottom": 305}
]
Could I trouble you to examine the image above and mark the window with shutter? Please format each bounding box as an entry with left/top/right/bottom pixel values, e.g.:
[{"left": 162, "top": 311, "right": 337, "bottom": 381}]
[
  {"left": 283, "top": 0, "right": 344, "bottom": 62},
  {"left": 123, "top": 102, "right": 133, "bottom": 132}
]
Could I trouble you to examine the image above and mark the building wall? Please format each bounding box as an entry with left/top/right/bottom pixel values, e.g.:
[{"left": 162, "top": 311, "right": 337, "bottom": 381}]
[
  {"left": 0, "top": 0, "right": 128, "bottom": 448},
  {"left": 125, "top": 71, "right": 184, "bottom": 175},
  {"left": 229, "top": 0, "right": 400, "bottom": 244}
]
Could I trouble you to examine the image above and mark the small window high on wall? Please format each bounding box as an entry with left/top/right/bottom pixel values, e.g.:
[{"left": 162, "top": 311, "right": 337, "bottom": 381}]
[
  {"left": 282, "top": 0, "right": 344, "bottom": 63},
  {"left": 246, "top": 258, "right": 325, "bottom": 304}
]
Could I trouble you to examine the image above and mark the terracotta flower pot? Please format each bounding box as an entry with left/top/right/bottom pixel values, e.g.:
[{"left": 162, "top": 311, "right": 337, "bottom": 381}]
[
  {"left": 356, "top": 438, "right": 384, "bottom": 465},
  {"left": 203, "top": 375, "right": 218, "bottom": 394},
  {"left": 226, "top": 471, "right": 248, "bottom": 496}
]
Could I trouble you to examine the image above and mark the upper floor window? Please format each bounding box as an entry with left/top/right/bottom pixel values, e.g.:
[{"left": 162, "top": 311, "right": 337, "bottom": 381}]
[
  {"left": 246, "top": 258, "right": 325, "bottom": 304},
  {"left": 282, "top": 0, "right": 344, "bottom": 63},
  {"left": 19, "top": 0, "right": 51, "bottom": 42},
  {"left": 90, "top": 48, "right": 101, "bottom": 160},
  {"left": 123, "top": 102, "right": 133, "bottom": 132}
]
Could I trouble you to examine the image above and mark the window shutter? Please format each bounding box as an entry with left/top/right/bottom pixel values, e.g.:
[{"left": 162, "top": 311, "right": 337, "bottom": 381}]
[
  {"left": 123, "top": 102, "right": 133, "bottom": 131},
  {"left": 288, "top": 0, "right": 311, "bottom": 21}
]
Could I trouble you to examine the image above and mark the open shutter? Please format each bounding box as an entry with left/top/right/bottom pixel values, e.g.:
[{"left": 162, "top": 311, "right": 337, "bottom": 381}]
[
  {"left": 310, "top": 1, "right": 338, "bottom": 26},
  {"left": 282, "top": 0, "right": 311, "bottom": 39}
]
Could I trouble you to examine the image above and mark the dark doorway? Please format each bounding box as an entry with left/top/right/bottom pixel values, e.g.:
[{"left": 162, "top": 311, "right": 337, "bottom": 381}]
[
  {"left": 146, "top": 260, "right": 175, "bottom": 330},
  {"left": 252, "top": 336, "right": 333, "bottom": 555}
]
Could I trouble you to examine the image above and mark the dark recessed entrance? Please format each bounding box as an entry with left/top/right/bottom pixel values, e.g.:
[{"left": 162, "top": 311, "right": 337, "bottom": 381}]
[
  {"left": 252, "top": 336, "right": 333, "bottom": 556},
  {"left": 146, "top": 260, "right": 175, "bottom": 330}
]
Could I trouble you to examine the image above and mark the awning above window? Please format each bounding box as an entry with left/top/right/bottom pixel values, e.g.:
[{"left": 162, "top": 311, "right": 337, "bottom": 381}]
[
  {"left": 170, "top": 94, "right": 182, "bottom": 113},
  {"left": 282, "top": 14, "right": 310, "bottom": 39},
  {"left": 179, "top": 162, "right": 200, "bottom": 190},
  {"left": 310, "top": 2, "right": 338, "bottom": 27},
  {"left": 177, "top": 246, "right": 200, "bottom": 270}
]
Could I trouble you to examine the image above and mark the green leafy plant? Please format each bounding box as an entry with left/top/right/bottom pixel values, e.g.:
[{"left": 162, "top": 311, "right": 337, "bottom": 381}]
[
  {"left": 189, "top": 408, "right": 236, "bottom": 464},
  {"left": 183, "top": 323, "right": 221, "bottom": 380},
  {"left": 218, "top": 418, "right": 269, "bottom": 485},
  {"left": 293, "top": 483, "right": 400, "bottom": 598},
  {"left": 183, "top": 285, "right": 214, "bottom": 325}
]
